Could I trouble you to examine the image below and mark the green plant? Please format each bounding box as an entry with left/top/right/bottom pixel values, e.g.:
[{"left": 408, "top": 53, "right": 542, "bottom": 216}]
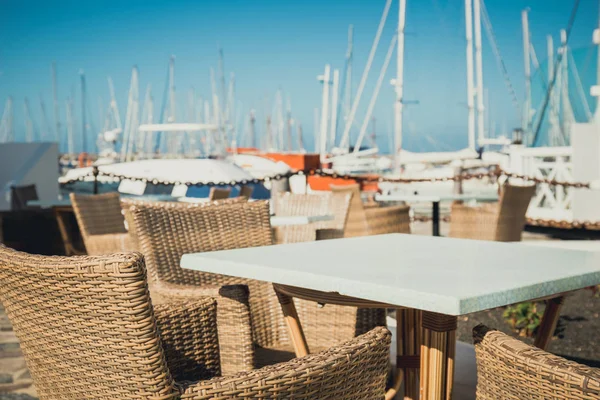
[{"left": 502, "top": 302, "right": 542, "bottom": 337}]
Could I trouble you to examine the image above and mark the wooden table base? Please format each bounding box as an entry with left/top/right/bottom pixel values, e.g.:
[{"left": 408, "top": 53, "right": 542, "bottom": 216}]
[
  {"left": 273, "top": 284, "right": 565, "bottom": 400},
  {"left": 420, "top": 312, "right": 457, "bottom": 400},
  {"left": 534, "top": 296, "right": 564, "bottom": 350},
  {"left": 394, "top": 309, "right": 422, "bottom": 400}
]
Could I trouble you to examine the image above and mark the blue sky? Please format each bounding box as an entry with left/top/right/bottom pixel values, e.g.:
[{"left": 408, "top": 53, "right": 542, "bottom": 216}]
[{"left": 1, "top": 0, "right": 598, "bottom": 153}]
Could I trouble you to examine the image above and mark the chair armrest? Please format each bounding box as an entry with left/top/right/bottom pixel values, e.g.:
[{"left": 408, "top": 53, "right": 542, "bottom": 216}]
[
  {"left": 85, "top": 232, "right": 136, "bottom": 255},
  {"left": 154, "top": 298, "right": 221, "bottom": 382},
  {"left": 179, "top": 327, "right": 391, "bottom": 399},
  {"left": 156, "top": 283, "right": 255, "bottom": 375},
  {"left": 316, "top": 228, "right": 345, "bottom": 240}
]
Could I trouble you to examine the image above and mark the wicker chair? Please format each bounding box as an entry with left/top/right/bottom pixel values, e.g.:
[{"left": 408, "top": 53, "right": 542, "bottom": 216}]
[
  {"left": 10, "top": 184, "right": 39, "bottom": 210},
  {"left": 473, "top": 324, "right": 600, "bottom": 399},
  {"left": 129, "top": 199, "right": 386, "bottom": 372},
  {"left": 209, "top": 188, "right": 231, "bottom": 200},
  {"left": 272, "top": 192, "right": 353, "bottom": 243},
  {"left": 239, "top": 185, "right": 253, "bottom": 199},
  {"left": 449, "top": 183, "right": 535, "bottom": 241},
  {"left": 329, "top": 184, "right": 411, "bottom": 237},
  {"left": 121, "top": 197, "right": 247, "bottom": 254},
  {"left": 0, "top": 246, "right": 391, "bottom": 400},
  {"left": 70, "top": 192, "right": 136, "bottom": 255}
]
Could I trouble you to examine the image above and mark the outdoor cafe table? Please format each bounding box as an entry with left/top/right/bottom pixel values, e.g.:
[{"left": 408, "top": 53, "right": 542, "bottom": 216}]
[
  {"left": 181, "top": 233, "right": 600, "bottom": 400},
  {"left": 375, "top": 193, "right": 499, "bottom": 236}
]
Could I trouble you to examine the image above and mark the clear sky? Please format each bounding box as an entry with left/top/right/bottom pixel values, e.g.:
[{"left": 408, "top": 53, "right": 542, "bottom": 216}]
[{"left": 1, "top": 0, "right": 598, "bottom": 153}]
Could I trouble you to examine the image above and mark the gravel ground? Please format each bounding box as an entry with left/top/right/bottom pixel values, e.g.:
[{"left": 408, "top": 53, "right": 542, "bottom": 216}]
[{"left": 456, "top": 288, "right": 600, "bottom": 366}]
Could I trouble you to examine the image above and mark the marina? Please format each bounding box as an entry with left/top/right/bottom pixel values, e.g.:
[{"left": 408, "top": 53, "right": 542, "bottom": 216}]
[{"left": 1, "top": 0, "right": 600, "bottom": 399}]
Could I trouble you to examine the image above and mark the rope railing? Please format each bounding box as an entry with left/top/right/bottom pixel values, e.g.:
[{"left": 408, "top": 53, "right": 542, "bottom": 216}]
[
  {"left": 58, "top": 165, "right": 600, "bottom": 231},
  {"left": 59, "top": 165, "right": 592, "bottom": 189}
]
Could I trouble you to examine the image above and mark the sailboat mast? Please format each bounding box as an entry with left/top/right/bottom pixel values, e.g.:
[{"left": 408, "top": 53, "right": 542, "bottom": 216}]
[
  {"left": 51, "top": 62, "right": 61, "bottom": 144},
  {"left": 465, "top": 0, "right": 476, "bottom": 151},
  {"left": 340, "top": 0, "right": 392, "bottom": 150},
  {"left": 24, "top": 98, "right": 33, "bottom": 143},
  {"left": 249, "top": 110, "right": 256, "bottom": 148},
  {"left": 473, "top": 0, "right": 485, "bottom": 147},
  {"left": 595, "top": 1, "right": 600, "bottom": 121},
  {"left": 345, "top": 25, "right": 353, "bottom": 123},
  {"left": 522, "top": 9, "right": 532, "bottom": 137},
  {"left": 394, "top": 0, "right": 406, "bottom": 167},
  {"left": 318, "top": 64, "right": 331, "bottom": 158},
  {"left": 329, "top": 69, "right": 339, "bottom": 150},
  {"left": 80, "top": 70, "right": 87, "bottom": 153}
]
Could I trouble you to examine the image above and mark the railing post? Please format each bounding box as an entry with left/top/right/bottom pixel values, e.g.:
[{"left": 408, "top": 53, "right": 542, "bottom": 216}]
[{"left": 92, "top": 166, "right": 99, "bottom": 195}]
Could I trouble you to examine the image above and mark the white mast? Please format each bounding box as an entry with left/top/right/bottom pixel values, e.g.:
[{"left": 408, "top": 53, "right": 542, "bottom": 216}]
[
  {"left": 121, "top": 66, "right": 139, "bottom": 161},
  {"left": 107, "top": 77, "right": 123, "bottom": 137},
  {"left": 329, "top": 69, "right": 340, "bottom": 151},
  {"left": 51, "top": 62, "right": 61, "bottom": 143},
  {"left": 169, "top": 56, "right": 176, "bottom": 123},
  {"left": 339, "top": 0, "right": 392, "bottom": 149},
  {"left": 394, "top": 0, "right": 406, "bottom": 168},
  {"left": 318, "top": 64, "right": 331, "bottom": 159},
  {"left": 249, "top": 110, "right": 256, "bottom": 148},
  {"left": 80, "top": 70, "right": 88, "bottom": 153},
  {"left": 547, "top": 35, "right": 560, "bottom": 145},
  {"left": 594, "top": 5, "right": 600, "bottom": 122},
  {"left": 65, "top": 98, "right": 75, "bottom": 155},
  {"left": 24, "top": 98, "right": 34, "bottom": 143},
  {"left": 344, "top": 25, "right": 354, "bottom": 124},
  {"left": 204, "top": 100, "right": 212, "bottom": 155},
  {"left": 465, "top": 0, "right": 476, "bottom": 151},
  {"left": 286, "top": 98, "right": 293, "bottom": 151},
  {"left": 560, "top": 29, "right": 574, "bottom": 145},
  {"left": 522, "top": 9, "right": 532, "bottom": 137},
  {"left": 40, "top": 96, "right": 52, "bottom": 141},
  {"left": 473, "top": 0, "right": 485, "bottom": 147},
  {"left": 356, "top": 34, "right": 398, "bottom": 153}
]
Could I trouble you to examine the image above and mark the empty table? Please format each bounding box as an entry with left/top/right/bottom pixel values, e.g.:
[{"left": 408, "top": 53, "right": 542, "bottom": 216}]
[
  {"left": 182, "top": 234, "right": 600, "bottom": 400},
  {"left": 376, "top": 193, "right": 499, "bottom": 236}
]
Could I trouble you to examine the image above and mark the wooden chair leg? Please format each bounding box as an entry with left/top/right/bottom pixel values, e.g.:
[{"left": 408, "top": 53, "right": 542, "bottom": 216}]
[
  {"left": 274, "top": 285, "right": 310, "bottom": 357},
  {"left": 534, "top": 296, "right": 564, "bottom": 350},
  {"left": 420, "top": 311, "right": 457, "bottom": 400},
  {"left": 55, "top": 210, "right": 76, "bottom": 255}
]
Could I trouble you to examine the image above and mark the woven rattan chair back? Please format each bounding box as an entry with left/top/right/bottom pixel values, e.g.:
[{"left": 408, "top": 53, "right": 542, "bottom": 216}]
[
  {"left": 450, "top": 183, "right": 534, "bottom": 242},
  {"left": 70, "top": 192, "right": 127, "bottom": 237},
  {"left": 120, "top": 197, "right": 247, "bottom": 252},
  {"left": 494, "top": 183, "right": 535, "bottom": 241},
  {"left": 239, "top": 185, "right": 253, "bottom": 199},
  {"left": 0, "top": 247, "right": 180, "bottom": 400},
  {"left": 208, "top": 188, "right": 231, "bottom": 200},
  {"left": 330, "top": 184, "right": 369, "bottom": 237},
  {"left": 10, "top": 184, "right": 39, "bottom": 211},
  {"left": 129, "top": 200, "right": 289, "bottom": 348},
  {"left": 473, "top": 324, "right": 600, "bottom": 399}
]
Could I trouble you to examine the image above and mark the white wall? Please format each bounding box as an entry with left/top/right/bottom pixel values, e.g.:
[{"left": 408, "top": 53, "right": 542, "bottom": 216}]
[
  {"left": 572, "top": 122, "right": 600, "bottom": 221},
  {"left": 0, "top": 143, "right": 59, "bottom": 211}
]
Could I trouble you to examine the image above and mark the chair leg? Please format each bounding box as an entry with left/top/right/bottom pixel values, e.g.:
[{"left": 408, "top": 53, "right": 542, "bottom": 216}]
[
  {"left": 274, "top": 286, "right": 310, "bottom": 357},
  {"left": 55, "top": 210, "right": 77, "bottom": 255},
  {"left": 420, "top": 311, "right": 457, "bottom": 400},
  {"left": 534, "top": 296, "right": 564, "bottom": 350}
]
